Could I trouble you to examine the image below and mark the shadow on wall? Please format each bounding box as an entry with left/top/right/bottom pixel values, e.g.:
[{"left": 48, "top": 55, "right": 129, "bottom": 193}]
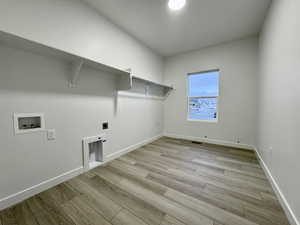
[
  {"left": 0, "top": 43, "right": 125, "bottom": 113},
  {"left": 0, "top": 43, "right": 164, "bottom": 118}
]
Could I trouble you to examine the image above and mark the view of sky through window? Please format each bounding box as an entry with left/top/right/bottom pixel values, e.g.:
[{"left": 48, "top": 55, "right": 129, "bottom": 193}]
[{"left": 188, "top": 71, "right": 219, "bottom": 121}]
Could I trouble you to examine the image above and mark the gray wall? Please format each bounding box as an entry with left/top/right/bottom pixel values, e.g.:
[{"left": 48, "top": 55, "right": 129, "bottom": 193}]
[
  {"left": 0, "top": 0, "right": 163, "bottom": 83},
  {"left": 258, "top": 0, "right": 300, "bottom": 222},
  {"left": 0, "top": 0, "right": 164, "bottom": 206},
  {"left": 163, "top": 37, "right": 258, "bottom": 147},
  {"left": 0, "top": 44, "right": 164, "bottom": 202}
]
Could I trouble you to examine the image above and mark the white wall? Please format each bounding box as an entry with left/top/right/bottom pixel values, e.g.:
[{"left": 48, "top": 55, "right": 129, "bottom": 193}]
[
  {"left": 163, "top": 37, "right": 258, "bottom": 147},
  {"left": 258, "top": 0, "right": 300, "bottom": 223},
  {"left": 0, "top": 0, "right": 163, "bottom": 82},
  {"left": 0, "top": 0, "right": 164, "bottom": 208},
  {"left": 0, "top": 44, "right": 164, "bottom": 204}
]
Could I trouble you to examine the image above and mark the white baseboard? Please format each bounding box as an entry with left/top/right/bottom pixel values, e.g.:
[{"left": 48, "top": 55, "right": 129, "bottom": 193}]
[
  {"left": 105, "top": 134, "right": 163, "bottom": 162},
  {"left": 0, "top": 166, "right": 83, "bottom": 211},
  {"left": 254, "top": 147, "right": 299, "bottom": 225},
  {"left": 164, "top": 133, "right": 254, "bottom": 150}
]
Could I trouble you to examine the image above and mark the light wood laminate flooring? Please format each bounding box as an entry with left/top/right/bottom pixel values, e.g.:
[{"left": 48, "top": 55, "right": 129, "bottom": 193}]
[{"left": 0, "top": 137, "right": 290, "bottom": 225}]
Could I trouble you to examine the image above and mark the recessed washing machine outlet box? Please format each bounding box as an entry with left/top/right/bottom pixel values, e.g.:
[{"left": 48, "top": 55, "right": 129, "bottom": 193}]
[{"left": 13, "top": 113, "right": 45, "bottom": 135}]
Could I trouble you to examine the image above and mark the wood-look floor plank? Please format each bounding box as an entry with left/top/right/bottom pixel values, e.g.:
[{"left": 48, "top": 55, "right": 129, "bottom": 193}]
[
  {"left": 106, "top": 162, "right": 168, "bottom": 195},
  {"left": 108, "top": 159, "right": 149, "bottom": 178},
  {"left": 60, "top": 203, "right": 90, "bottom": 225},
  {"left": 213, "top": 221, "right": 225, "bottom": 225},
  {"left": 156, "top": 143, "right": 258, "bottom": 167},
  {"left": 216, "top": 156, "right": 260, "bottom": 168},
  {"left": 224, "top": 170, "right": 269, "bottom": 185},
  {"left": 13, "top": 202, "right": 39, "bottom": 225},
  {"left": 119, "top": 155, "right": 137, "bottom": 165},
  {"left": 146, "top": 144, "right": 180, "bottom": 155},
  {"left": 25, "top": 197, "right": 45, "bottom": 214},
  {"left": 165, "top": 189, "right": 258, "bottom": 225},
  {"left": 189, "top": 147, "right": 258, "bottom": 165},
  {"left": 26, "top": 195, "right": 75, "bottom": 225},
  {"left": 153, "top": 140, "right": 256, "bottom": 160},
  {"left": 195, "top": 167, "right": 273, "bottom": 193},
  {"left": 260, "top": 192, "right": 282, "bottom": 208},
  {"left": 203, "top": 184, "right": 283, "bottom": 212},
  {"left": 86, "top": 174, "right": 166, "bottom": 225},
  {"left": 84, "top": 170, "right": 98, "bottom": 179},
  {"left": 61, "top": 196, "right": 112, "bottom": 225},
  {"left": 228, "top": 148, "right": 256, "bottom": 158},
  {"left": 38, "top": 183, "right": 78, "bottom": 207},
  {"left": 170, "top": 167, "right": 263, "bottom": 200},
  {"left": 151, "top": 141, "right": 190, "bottom": 151},
  {"left": 194, "top": 163, "right": 226, "bottom": 176},
  {"left": 193, "top": 158, "right": 266, "bottom": 179},
  {"left": 160, "top": 215, "right": 187, "bottom": 225},
  {"left": 132, "top": 149, "right": 201, "bottom": 172},
  {"left": 66, "top": 177, "right": 122, "bottom": 221},
  {"left": 158, "top": 148, "right": 259, "bottom": 175},
  {"left": 0, "top": 208, "right": 18, "bottom": 225},
  {"left": 244, "top": 204, "right": 289, "bottom": 225},
  {"left": 129, "top": 151, "right": 197, "bottom": 172},
  {"left": 16, "top": 202, "right": 38, "bottom": 225},
  {"left": 134, "top": 160, "right": 207, "bottom": 189},
  {"left": 169, "top": 143, "right": 257, "bottom": 163},
  {"left": 111, "top": 209, "right": 149, "bottom": 225}
]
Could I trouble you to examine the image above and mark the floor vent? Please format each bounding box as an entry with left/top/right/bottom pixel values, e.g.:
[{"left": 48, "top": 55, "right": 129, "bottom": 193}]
[{"left": 192, "top": 141, "right": 203, "bottom": 145}]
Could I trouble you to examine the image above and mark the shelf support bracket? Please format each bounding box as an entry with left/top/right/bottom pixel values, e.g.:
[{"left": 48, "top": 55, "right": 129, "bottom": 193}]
[
  {"left": 69, "top": 60, "right": 84, "bottom": 88},
  {"left": 164, "top": 86, "right": 174, "bottom": 97},
  {"left": 118, "top": 68, "right": 132, "bottom": 91}
]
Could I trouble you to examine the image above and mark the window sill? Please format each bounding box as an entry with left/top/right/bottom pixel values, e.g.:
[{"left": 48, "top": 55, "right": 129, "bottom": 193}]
[{"left": 187, "top": 119, "right": 218, "bottom": 123}]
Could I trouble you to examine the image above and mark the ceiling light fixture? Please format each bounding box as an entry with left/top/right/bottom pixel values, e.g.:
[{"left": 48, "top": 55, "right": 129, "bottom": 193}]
[{"left": 168, "top": 0, "right": 186, "bottom": 11}]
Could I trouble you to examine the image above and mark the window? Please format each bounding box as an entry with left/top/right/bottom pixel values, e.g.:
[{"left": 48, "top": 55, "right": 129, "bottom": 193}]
[{"left": 188, "top": 70, "right": 219, "bottom": 121}]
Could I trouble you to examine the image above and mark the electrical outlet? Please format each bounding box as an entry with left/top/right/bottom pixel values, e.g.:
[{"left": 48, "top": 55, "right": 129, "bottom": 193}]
[
  {"left": 102, "top": 122, "right": 109, "bottom": 130},
  {"left": 47, "top": 129, "right": 56, "bottom": 140}
]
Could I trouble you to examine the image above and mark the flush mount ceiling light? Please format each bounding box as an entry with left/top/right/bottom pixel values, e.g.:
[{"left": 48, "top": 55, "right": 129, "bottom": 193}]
[{"left": 168, "top": 0, "right": 186, "bottom": 11}]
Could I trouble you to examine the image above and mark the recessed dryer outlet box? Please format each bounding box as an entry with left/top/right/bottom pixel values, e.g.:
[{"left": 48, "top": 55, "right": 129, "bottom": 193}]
[
  {"left": 82, "top": 134, "right": 107, "bottom": 171},
  {"left": 13, "top": 113, "right": 45, "bottom": 135}
]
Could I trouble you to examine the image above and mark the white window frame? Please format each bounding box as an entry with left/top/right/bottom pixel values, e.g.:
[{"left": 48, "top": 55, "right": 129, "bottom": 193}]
[{"left": 187, "top": 69, "right": 220, "bottom": 123}]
